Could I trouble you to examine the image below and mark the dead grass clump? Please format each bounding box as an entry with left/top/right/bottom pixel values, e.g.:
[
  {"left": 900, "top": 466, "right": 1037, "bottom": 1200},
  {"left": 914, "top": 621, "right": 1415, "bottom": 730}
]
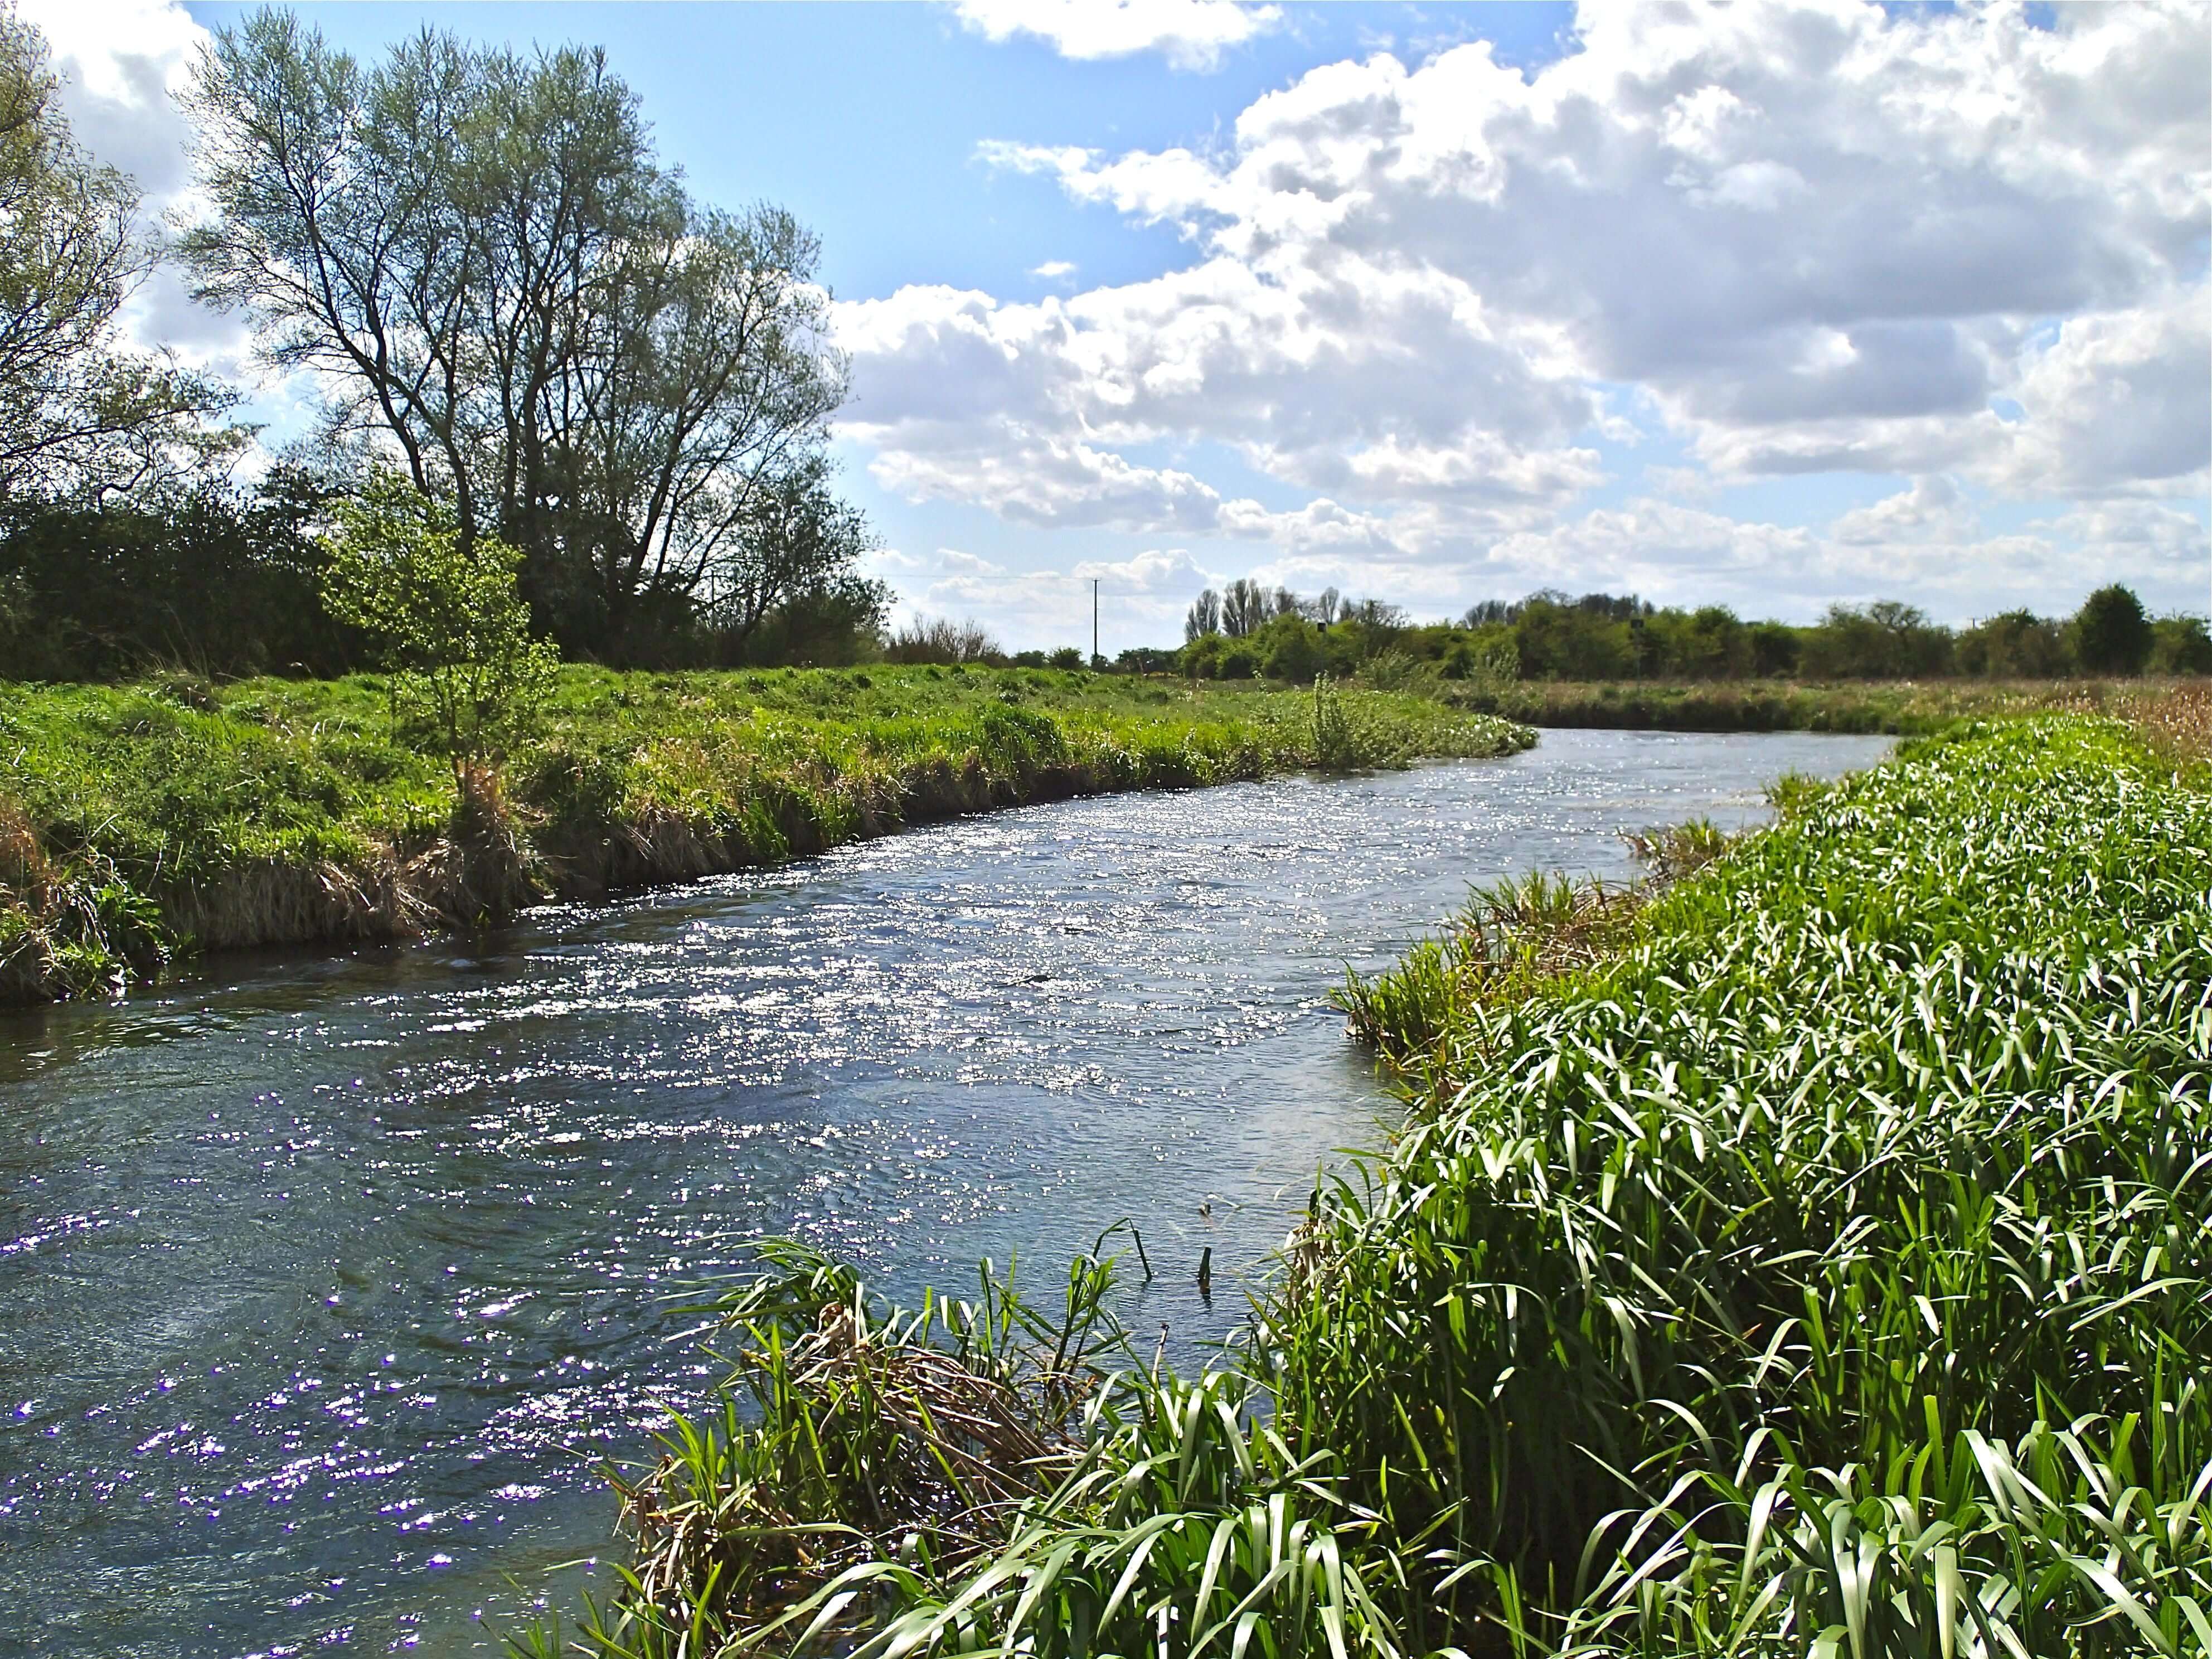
[
  {"left": 594, "top": 1240, "right": 1127, "bottom": 1643},
  {"left": 416, "top": 761, "right": 541, "bottom": 926},
  {"left": 2115, "top": 678, "right": 2212, "bottom": 765},
  {"left": 0, "top": 796, "right": 50, "bottom": 900}
]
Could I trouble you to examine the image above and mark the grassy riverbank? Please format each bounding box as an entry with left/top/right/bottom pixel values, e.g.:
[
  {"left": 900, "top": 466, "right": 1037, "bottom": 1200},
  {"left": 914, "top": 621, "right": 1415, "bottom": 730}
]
[
  {"left": 1437, "top": 671, "right": 2206, "bottom": 735},
  {"left": 0, "top": 666, "right": 1531, "bottom": 1003},
  {"left": 542, "top": 712, "right": 2210, "bottom": 1657}
]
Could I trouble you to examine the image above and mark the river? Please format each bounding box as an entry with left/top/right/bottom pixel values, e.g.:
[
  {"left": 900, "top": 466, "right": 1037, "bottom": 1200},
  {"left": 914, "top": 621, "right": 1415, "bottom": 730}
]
[{"left": 0, "top": 729, "right": 1889, "bottom": 1657}]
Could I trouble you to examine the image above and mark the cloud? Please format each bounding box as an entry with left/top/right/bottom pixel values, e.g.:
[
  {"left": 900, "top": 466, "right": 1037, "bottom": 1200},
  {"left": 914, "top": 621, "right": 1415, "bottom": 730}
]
[
  {"left": 948, "top": 0, "right": 1281, "bottom": 72},
  {"left": 1994, "top": 287, "right": 2212, "bottom": 498},
  {"left": 1478, "top": 496, "right": 2095, "bottom": 619},
  {"left": 1830, "top": 476, "right": 1972, "bottom": 547},
  {"left": 18, "top": 0, "right": 2205, "bottom": 628},
  {"left": 846, "top": 0, "right": 2207, "bottom": 620},
  {"left": 868, "top": 544, "right": 1218, "bottom": 651},
  {"left": 1070, "top": 546, "right": 1216, "bottom": 593},
  {"left": 20, "top": 0, "right": 252, "bottom": 371}
]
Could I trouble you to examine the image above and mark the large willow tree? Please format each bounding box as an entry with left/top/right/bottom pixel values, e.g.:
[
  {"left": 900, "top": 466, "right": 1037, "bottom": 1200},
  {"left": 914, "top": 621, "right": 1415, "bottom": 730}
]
[
  {"left": 180, "top": 12, "right": 852, "bottom": 658},
  {"left": 0, "top": 6, "right": 236, "bottom": 499}
]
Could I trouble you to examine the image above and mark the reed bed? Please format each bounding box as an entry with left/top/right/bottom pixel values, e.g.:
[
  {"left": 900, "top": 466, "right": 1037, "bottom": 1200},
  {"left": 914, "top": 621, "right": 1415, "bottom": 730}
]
[
  {"left": 0, "top": 667, "right": 1530, "bottom": 1002},
  {"left": 533, "top": 715, "right": 2210, "bottom": 1658}
]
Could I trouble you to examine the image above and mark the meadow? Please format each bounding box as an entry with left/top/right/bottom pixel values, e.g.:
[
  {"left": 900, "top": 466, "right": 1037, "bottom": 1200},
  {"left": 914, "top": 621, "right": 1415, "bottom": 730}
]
[
  {"left": 1436, "top": 673, "right": 2211, "bottom": 735},
  {"left": 0, "top": 665, "right": 1532, "bottom": 1003},
  {"left": 528, "top": 710, "right": 2211, "bottom": 1658}
]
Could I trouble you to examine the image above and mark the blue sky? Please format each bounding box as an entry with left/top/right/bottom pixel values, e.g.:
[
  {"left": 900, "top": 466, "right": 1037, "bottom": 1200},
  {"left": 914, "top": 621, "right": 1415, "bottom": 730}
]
[{"left": 35, "top": 1, "right": 2212, "bottom": 651}]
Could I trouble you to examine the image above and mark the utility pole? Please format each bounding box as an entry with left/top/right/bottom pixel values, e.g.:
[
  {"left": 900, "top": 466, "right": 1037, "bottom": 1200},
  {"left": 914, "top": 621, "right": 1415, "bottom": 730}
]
[{"left": 1093, "top": 578, "right": 1100, "bottom": 666}]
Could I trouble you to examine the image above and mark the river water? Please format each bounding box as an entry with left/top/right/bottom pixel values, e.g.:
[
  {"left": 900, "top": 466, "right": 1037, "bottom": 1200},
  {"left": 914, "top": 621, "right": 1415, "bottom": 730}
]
[{"left": 0, "top": 729, "right": 1888, "bottom": 1657}]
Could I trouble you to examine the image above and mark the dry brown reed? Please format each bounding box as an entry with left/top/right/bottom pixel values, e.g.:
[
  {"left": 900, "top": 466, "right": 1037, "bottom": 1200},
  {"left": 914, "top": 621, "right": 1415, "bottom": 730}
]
[
  {"left": 0, "top": 794, "right": 50, "bottom": 901},
  {"left": 2115, "top": 677, "right": 2212, "bottom": 764}
]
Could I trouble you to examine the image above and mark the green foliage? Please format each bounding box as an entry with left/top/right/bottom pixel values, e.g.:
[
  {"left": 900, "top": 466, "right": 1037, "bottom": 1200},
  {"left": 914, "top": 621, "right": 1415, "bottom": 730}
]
[
  {"left": 2152, "top": 615, "right": 2212, "bottom": 676},
  {"left": 1309, "top": 673, "right": 1359, "bottom": 771},
  {"left": 1433, "top": 675, "right": 2180, "bottom": 734},
  {"left": 1798, "top": 600, "right": 1955, "bottom": 679},
  {"left": 1514, "top": 593, "right": 1638, "bottom": 679},
  {"left": 1957, "top": 608, "right": 2068, "bottom": 677},
  {"left": 0, "top": 470, "right": 354, "bottom": 680},
  {"left": 1181, "top": 632, "right": 1227, "bottom": 678},
  {"left": 0, "top": 666, "right": 1532, "bottom": 1001},
  {"left": 2070, "top": 584, "right": 2156, "bottom": 676},
  {"left": 1258, "top": 614, "right": 1330, "bottom": 683},
  {"left": 1440, "top": 628, "right": 1519, "bottom": 689},
  {"left": 321, "top": 473, "right": 557, "bottom": 770},
  {"left": 1307, "top": 717, "right": 2212, "bottom": 1651},
  {"left": 1398, "top": 585, "right": 2202, "bottom": 688}
]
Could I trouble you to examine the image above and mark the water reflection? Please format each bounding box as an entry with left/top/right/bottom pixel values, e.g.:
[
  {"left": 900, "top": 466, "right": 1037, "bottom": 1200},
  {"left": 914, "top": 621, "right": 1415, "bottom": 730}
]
[{"left": 0, "top": 729, "right": 1888, "bottom": 1657}]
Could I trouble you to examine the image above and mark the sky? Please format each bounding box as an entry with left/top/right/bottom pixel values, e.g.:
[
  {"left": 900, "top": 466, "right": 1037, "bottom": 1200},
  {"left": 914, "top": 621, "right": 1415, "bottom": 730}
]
[{"left": 23, "top": 0, "right": 2212, "bottom": 654}]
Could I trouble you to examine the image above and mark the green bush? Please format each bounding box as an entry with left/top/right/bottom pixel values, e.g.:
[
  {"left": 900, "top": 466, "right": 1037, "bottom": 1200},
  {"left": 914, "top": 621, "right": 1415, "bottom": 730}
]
[
  {"left": 1257, "top": 614, "right": 1329, "bottom": 682},
  {"left": 2069, "top": 583, "right": 2155, "bottom": 675},
  {"left": 2150, "top": 613, "right": 2212, "bottom": 675}
]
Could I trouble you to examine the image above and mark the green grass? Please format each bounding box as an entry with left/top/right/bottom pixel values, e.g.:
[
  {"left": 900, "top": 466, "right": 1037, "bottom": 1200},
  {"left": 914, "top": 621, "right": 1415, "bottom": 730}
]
[
  {"left": 0, "top": 665, "right": 1532, "bottom": 1002},
  {"left": 530, "top": 715, "right": 2211, "bottom": 1658},
  {"left": 1437, "top": 675, "right": 2208, "bottom": 735}
]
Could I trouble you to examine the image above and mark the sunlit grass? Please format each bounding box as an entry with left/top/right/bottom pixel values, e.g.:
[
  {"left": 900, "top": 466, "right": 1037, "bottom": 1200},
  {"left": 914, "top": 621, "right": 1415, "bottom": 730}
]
[
  {"left": 1442, "top": 674, "right": 2212, "bottom": 739},
  {"left": 0, "top": 665, "right": 1532, "bottom": 1000},
  {"left": 529, "top": 715, "right": 2211, "bottom": 1658}
]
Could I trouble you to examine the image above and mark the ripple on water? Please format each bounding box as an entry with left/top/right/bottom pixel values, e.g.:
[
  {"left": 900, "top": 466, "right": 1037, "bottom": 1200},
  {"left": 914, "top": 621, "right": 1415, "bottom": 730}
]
[{"left": 0, "top": 730, "right": 1889, "bottom": 1658}]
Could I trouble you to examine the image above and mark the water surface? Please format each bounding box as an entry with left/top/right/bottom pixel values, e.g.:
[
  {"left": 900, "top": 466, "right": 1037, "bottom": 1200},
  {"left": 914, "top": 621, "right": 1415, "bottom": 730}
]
[{"left": 0, "top": 729, "right": 1889, "bottom": 1657}]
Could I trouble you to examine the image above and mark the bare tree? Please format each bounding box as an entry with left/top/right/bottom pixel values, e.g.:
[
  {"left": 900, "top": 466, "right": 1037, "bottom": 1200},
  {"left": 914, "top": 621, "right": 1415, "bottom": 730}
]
[
  {"left": 180, "top": 12, "right": 847, "bottom": 658},
  {"left": 885, "top": 615, "right": 1001, "bottom": 664},
  {"left": 1184, "top": 586, "right": 1220, "bottom": 641}
]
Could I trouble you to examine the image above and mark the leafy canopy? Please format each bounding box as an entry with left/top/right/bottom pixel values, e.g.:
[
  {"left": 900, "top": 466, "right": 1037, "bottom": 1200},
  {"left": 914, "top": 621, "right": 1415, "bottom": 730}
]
[{"left": 181, "top": 11, "right": 849, "bottom": 661}]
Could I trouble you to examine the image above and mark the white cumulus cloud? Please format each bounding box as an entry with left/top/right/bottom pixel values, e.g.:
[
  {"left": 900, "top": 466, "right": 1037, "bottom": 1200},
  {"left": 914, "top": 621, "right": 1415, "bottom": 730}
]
[
  {"left": 846, "top": 0, "right": 2209, "bottom": 619},
  {"left": 948, "top": 0, "right": 1280, "bottom": 72}
]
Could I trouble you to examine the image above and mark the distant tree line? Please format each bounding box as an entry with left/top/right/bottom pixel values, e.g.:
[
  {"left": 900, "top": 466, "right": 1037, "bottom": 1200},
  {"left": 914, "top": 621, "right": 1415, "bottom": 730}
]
[
  {"left": 0, "top": 6, "right": 888, "bottom": 685},
  {"left": 1174, "top": 581, "right": 2210, "bottom": 685}
]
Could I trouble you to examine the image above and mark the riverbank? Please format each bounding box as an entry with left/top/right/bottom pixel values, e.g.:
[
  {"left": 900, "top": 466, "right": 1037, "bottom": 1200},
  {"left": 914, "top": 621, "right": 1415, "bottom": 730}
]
[
  {"left": 1438, "top": 671, "right": 2204, "bottom": 734},
  {"left": 0, "top": 666, "right": 1531, "bottom": 1004},
  {"left": 552, "top": 713, "right": 2210, "bottom": 1657}
]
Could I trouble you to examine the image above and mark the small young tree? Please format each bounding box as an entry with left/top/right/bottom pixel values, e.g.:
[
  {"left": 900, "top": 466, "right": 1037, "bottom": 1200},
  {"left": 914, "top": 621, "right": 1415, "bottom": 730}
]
[{"left": 322, "top": 471, "right": 556, "bottom": 774}]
